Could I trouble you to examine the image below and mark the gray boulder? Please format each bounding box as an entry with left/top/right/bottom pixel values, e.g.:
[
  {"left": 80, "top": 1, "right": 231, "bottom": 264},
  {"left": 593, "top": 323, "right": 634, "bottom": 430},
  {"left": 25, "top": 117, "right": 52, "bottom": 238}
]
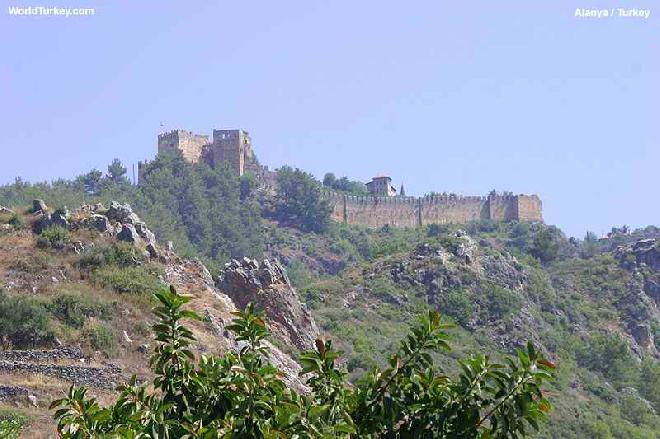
[
  {"left": 117, "top": 224, "right": 141, "bottom": 244},
  {"left": 146, "top": 242, "right": 159, "bottom": 259},
  {"left": 134, "top": 222, "right": 155, "bottom": 245},
  {"left": 219, "top": 258, "right": 319, "bottom": 350},
  {"left": 33, "top": 199, "right": 48, "bottom": 213},
  {"left": 35, "top": 212, "right": 69, "bottom": 233},
  {"left": 632, "top": 324, "right": 654, "bottom": 351},
  {"left": 105, "top": 201, "right": 141, "bottom": 225},
  {"left": 79, "top": 214, "right": 113, "bottom": 233}
]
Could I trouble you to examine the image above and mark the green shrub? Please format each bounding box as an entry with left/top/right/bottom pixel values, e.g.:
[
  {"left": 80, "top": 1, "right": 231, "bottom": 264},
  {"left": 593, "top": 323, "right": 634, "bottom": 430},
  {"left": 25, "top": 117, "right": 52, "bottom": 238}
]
[
  {"left": 639, "top": 359, "right": 660, "bottom": 412},
  {"left": 0, "top": 409, "right": 28, "bottom": 439},
  {"left": 576, "top": 333, "right": 638, "bottom": 385},
  {"left": 427, "top": 223, "right": 451, "bottom": 237},
  {"left": 0, "top": 289, "right": 53, "bottom": 348},
  {"left": 620, "top": 390, "right": 657, "bottom": 426},
  {"left": 530, "top": 228, "right": 560, "bottom": 264},
  {"left": 91, "top": 265, "right": 163, "bottom": 296},
  {"left": 10, "top": 254, "right": 53, "bottom": 274},
  {"left": 8, "top": 213, "right": 26, "bottom": 229},
  {"left": 486, "top": 286, "right": 522, "bottom": 319},
  {"left": 51, "top": 286, "right": 556, "bottom": 438},
  {"left": 37, "top": 225, "right": 69, "bottom": 248},
  {"left": 300, "top": 287, "right": 323, "bottom": 309},
  {"left": 285, "top": 259, "right": 312, "bottom": 287},
  {"left": 47, "top": 294, "right": 113, "bottom": 329},
  {"left": 585, "top": 420, "right": 613, "bottom": 439},
  {"left": 79, "top": 242, "right": 143, "bottom": 270},
  {"left": 438, "top": 289, "right": 473, "bottom": 326},
  {"left": 275, "top": 166, "right": 332, "bottom": 233},
  {"left": 81, "top": 322, "right": 116, "bottom": 355}
]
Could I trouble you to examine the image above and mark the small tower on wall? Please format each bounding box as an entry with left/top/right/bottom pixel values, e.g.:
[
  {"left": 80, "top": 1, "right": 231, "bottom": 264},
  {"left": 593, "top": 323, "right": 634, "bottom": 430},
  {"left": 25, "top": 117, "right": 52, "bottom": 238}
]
[
  {"left": 400, "top": 183, "right": 406, "bottom": 197},
  {"left": 366, "top": 176, "right": 397, "bottom": 197}
]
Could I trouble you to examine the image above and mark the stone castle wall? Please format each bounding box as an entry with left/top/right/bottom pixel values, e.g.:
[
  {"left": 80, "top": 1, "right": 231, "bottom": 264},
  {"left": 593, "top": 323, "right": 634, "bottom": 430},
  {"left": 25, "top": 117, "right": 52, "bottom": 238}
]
[{"left": 324, "top": 191, "right": 542, "bottom": 228}]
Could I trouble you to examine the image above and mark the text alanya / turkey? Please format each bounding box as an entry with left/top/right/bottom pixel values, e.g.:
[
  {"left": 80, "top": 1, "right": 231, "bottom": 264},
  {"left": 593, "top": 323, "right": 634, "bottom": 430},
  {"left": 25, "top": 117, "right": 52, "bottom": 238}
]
[{"left": 574, "top": 8, "right": 651, "bottom": 19}]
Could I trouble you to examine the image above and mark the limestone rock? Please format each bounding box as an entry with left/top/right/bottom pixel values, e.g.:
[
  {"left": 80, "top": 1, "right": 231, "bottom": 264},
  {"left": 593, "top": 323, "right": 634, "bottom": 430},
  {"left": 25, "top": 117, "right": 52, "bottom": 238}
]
[
  {"left": 105, "top": 201, "right": 141, "bottom": 225},
  {"left": 135, "top": 222, "right": 155, "bottom": 245},
  {"left": 122, "top": 331, "right": 133, "bottom": 344},
  {"left": 27, "top": 394, "right": 38, "bottom": 407},
  {"left": 35, "top": 212, "right": 70, "bottom": 233},
  {"left": 454, "top": 230, "right": 476, "bottom": 264},
  {"left": 146, "top": 242, "right": 159, "bottom": 259},
  {"left": 644, "top": 279, "right": 660, "bottom": 303},
  {"left": 79, "top": 214, "right": 113, "bottom": 233},
  {"left": 615, "top": 238, "right": 660, "bottom": 271},
  {"left": 631, "top": 324, "right": 654, "bottom": 351},
  {"left": 32, "top": 199, "right": 48, "bottom": 213},
  {"left": 117, "top": 224, "right": 141, "bottom": 244},
  {"left": 218, "top": 258, "right": 319, "bottom": 350}
]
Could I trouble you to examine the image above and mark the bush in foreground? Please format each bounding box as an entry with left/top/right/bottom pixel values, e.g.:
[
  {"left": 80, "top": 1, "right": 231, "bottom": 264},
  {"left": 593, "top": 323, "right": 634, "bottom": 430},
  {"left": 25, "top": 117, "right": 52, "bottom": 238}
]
[{"left": 51, "top": 286, "right": 555, "bottom": 438}]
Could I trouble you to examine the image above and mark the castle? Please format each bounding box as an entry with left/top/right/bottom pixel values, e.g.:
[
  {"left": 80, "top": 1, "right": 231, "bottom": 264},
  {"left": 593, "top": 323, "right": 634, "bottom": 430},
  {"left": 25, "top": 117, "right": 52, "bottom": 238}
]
[
  {"left": 144, "top": 128, "right": 543, "bottom": 227},
  {"left": 155, "top": 129, "right": 257, "bottom": 176}
]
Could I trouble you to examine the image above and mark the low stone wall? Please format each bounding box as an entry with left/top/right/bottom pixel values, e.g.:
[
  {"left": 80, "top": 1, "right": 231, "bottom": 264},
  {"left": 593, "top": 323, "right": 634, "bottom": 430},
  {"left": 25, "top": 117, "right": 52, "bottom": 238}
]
[
  {"left": 0, "top": 385, "right": 29, "bottom": 401},
  {"left": 0, "top": 360, "right": 120, "bottom": 389},
  {"left": 0, "top": 346, "right": 82, "bottom": 362}
]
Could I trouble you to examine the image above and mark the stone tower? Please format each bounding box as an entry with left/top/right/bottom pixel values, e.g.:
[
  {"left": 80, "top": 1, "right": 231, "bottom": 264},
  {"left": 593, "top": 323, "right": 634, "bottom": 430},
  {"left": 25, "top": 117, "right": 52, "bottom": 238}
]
[
  {"left": 210, "top": 129, "right": 255, "bottom": 176},
  {"left": 157, "top": 130, "right": 209, "bottom": 164},
  {"left": 400, "top": 183, "right": 406, "bottom": 197},
  {"left": 367, "top": 176, "right": 397, "bottom": 197}
]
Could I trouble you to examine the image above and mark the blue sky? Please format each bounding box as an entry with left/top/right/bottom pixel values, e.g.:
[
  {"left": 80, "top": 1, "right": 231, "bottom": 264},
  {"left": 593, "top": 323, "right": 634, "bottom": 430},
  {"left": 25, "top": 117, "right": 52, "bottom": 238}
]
[{"left": 1, "top": 1, "right": 657, "bottom": 237}]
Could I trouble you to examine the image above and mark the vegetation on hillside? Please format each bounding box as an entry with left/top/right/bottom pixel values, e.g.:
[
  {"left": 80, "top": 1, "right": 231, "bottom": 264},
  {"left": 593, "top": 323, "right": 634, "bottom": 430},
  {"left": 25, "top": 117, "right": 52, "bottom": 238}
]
[
  {"left": 1, "top": 155, "right": 658, "bottom": 438},
  {"left": 273, "top": 166, "right": 333, "bottom": 233},
  {"left": 51, "top": 286, "right": 555, "bottom": 438},
  {"left": 322, "top": 172, "right": 368, "bottom": 195},
  {"left": 0, "top": 152, "right": 264, "bottom": 274}
]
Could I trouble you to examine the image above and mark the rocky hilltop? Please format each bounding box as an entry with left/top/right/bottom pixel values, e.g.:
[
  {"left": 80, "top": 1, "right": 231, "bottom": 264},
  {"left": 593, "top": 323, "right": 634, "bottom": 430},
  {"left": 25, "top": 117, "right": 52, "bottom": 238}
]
[{"left": 0, "top": 200, "right": 319, "bottom": 435}]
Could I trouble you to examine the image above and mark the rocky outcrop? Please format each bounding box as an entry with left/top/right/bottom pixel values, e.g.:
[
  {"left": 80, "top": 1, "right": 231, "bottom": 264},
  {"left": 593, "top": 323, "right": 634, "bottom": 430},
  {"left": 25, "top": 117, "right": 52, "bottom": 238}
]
[
  {"left": 35, "top": 200, "right": 161, "bottom": 258},
  {"left": 164, "top": 256, "right": 306, "bottom": 390},
  {"left": 219, "top": 257, "right": 319, "bottom": 350},
  {"left": 35, "top": 211, "right": 69, "bottom": 233},
  {"left": 117, "top": 223, "right": 141, "bottom": 244},
  {"left": 105, "top": 201, "right": 141, "bottom": 225},
  {"left": 77, "top": 214, "right": 113, "bottom": 233},
  {"left": 615, "top": 238, "right": 660, "bottom": 270},
  {"left": 0, "top": 205, "right": 14, "bottom": 214}
]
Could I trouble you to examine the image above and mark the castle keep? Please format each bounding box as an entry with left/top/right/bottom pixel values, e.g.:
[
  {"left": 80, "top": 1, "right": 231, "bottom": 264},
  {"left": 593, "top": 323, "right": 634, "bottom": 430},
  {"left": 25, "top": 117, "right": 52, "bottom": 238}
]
[
  {"left": 145, "top": 128, "right": 543, "bottom": 227},
  {"left": 155, "top": 129, "right": 257, "bottom": 176}
]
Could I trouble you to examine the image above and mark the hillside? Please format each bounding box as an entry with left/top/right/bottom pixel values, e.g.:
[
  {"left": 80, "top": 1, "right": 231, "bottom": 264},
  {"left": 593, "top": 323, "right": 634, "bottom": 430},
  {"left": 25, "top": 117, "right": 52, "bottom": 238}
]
[
  {"left": 272, "top": 221, "right": 660, "bottom": 438},
  {"left": 0, "top": 160, "right": 658, "bottom": 438},
  {"left": 0, "top": 202, "right": 308, "bottom": 437}
]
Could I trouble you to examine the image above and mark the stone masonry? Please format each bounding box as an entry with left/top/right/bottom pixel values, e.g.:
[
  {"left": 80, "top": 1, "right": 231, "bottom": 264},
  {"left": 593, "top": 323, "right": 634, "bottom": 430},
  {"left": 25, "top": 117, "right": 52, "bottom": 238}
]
[
  {"left": 322, "top": 191, "right": 543, "bottom": 228},
  {"left": 153, "top": 128, "right": 256, "bottom": 176}
]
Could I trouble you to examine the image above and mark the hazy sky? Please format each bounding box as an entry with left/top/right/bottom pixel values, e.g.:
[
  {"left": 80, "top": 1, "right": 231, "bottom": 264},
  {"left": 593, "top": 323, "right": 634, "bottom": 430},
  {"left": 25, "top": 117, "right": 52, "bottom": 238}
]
[{"left": 1, "top": 1, "right": 657, "bottom": 237}]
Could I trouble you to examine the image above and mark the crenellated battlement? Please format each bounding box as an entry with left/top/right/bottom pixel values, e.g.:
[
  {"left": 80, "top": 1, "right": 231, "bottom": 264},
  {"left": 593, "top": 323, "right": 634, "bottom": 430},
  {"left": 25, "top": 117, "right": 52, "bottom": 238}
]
[
  {"left": 155, "top": 128, "right": 253, "bottom": 175},
  {"left": 322, "top": 191, "right": 542, "bottom": 228}
]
